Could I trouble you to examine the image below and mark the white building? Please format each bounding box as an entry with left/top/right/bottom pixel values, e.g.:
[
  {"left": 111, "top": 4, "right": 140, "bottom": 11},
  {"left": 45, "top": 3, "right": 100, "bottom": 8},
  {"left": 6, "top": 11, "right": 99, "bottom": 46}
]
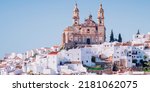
[
  {"left": 80, "top": 47, "right": 96, "bottom": 67},
  {"left": 58, "top": 49, "right": 81, "bottom": 64},
  {"left": 51, "top": 46, "right": 60, "bottom": 52},
  {"left": 47, "top": 52, "right": 59, "bottom": 74},
  {"left": 59, "top": 47, "right": 96, "bottom": 67},
  {"left": 132, "top": 44, "right": 144, "bottom": 63},
  {"left": 132, "top": 32, "right": 150, "bottom": 44},
  {"left": 58, "top": 61, "right": 86, "bottom": 75},
  {"left": 113, "top": 42, "right": 134, "bottom": 68}
]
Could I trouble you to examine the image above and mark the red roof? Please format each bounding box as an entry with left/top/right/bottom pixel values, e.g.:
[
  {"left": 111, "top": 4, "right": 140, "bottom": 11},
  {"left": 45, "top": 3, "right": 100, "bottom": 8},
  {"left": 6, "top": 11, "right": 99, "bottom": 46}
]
[
  {"left": 52, "top": 45, "right": 59, "bottom": 48},
  {"left": 145, "top": 41, "right": 150, "bottom": 43},
  {"left": 114, "top": 43, "right": 122, "bottom": 46},
  {"left": 48, "top": 52, "right": 58, "bottom": 55},
  {"left": 122, "top": 42, "right": 132, "bottom": 46},
  {"left": 133, "top": 44, "right": 144, "bottom": 46}
]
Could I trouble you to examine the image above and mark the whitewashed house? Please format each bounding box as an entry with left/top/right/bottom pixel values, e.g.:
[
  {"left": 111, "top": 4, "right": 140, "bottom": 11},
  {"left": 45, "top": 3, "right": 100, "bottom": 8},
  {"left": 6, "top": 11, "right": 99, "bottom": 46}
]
[
  {"left": 59, "top": 47, "right": 96, "bottom": 67},
  {"left": 58, "top": 62, "right": 86, "bottom": 75},
  {"left": 58, "top": 49, "right": 81, "bottom": 64},
  {"left": 132, "top": 32, "right": 150, "bottom": 44},
  {"left": 132, "top": 44, "right": 144, "bottom": 63},
  {"left": 100, "top": 42, "right": 117, "bottom": 57},
  {"left": 51, "top": 45, "right": 60, "bottom": 52},
  {"left": 113, "top": 42, "right": 134, "bottom": 68},
  {"left": 144, "top": 41, "right": 150, "bottom": 61},
  {"left": 47, "top": 52, "right": 59, "bottom": 74},
  {"left": 80, "top": 47, "right": 96, "bottom": 67}
]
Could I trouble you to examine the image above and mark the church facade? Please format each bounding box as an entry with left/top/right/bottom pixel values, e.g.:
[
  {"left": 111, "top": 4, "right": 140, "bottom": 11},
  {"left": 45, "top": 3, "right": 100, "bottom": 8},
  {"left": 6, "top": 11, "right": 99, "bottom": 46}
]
[{"left": 62, "top": 3, "right": 106, "bottom": 48}]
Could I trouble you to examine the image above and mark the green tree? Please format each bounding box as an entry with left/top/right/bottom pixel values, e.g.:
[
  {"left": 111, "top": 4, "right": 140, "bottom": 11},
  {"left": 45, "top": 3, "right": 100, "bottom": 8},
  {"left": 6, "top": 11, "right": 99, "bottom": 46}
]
[
  {"left": 118, "top": 33, "right": 122, "bottom": 42},
  {"left": 144, "top": 55, "right": 148, "bottom": 61},
  {"left": 145, "top": 62, "right": 150, "bottom": 67},
  {"left": 110, "top": 30, "right": 114, "bottom": 42}
]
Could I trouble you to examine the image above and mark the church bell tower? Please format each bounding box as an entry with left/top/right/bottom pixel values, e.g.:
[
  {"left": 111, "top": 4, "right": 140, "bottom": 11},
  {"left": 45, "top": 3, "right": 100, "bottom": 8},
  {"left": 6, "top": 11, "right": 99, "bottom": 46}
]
[
  {"left": 98, "top": 4, "right": 104, "bottom": 26},
  {"left": 73, "top": 3, "right": 80, "bottom": 26}
]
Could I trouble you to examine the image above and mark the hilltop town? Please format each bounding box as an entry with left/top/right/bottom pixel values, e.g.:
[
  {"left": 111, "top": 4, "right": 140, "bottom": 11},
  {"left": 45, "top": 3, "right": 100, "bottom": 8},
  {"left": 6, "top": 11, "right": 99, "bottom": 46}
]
[{"left": 0, "top": 3, "right": 150, "bottom": 75}]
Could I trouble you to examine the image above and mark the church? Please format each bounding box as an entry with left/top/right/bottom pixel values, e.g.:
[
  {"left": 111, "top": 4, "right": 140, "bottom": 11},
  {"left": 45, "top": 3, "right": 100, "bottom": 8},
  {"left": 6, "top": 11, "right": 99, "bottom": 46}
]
[{"left": 62, "top": 3, "right": 106, "bottom": 48}]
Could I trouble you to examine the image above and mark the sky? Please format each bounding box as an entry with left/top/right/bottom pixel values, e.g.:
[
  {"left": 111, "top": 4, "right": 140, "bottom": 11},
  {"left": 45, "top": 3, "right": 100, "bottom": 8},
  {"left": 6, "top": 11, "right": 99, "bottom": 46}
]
[{"left": 0, "top": 0, "right": 150, "bottom": 58}]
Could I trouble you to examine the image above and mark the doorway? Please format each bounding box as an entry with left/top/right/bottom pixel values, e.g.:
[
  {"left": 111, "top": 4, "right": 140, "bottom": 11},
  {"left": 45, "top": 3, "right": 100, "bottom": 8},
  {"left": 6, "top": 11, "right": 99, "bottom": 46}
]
[{"left": 87, "top": 38, "right": 91, "bottom": 44}]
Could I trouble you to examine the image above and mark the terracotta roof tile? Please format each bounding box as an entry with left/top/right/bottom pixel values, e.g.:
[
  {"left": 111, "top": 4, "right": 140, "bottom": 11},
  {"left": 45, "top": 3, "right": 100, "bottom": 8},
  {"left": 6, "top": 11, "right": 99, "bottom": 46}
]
[
  {"left": 48, "top": 52, "right": 58, "bottom": 55},
  {"left": 133, "top": 44, "right": 144, "bottom": 46}
]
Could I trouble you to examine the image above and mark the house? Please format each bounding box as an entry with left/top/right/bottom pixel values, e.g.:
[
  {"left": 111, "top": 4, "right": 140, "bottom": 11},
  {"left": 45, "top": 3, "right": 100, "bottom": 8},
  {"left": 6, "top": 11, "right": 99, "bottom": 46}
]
[
  {"left": 143, "top": 41, "right": 150, "bottom": 61},
  {"left": 80, "top": 47, "right": 96, "bottom": 67},
  {"left": 132, "top": 44, "right": 144, "bottom": 63},
  {"left": 58, "top": 61, "right": 86, "bottom": 75},
  {"left": 113, "top": 42, "right": 134, "bottom": 68},
  {"left": 58, "top": 49, "right": 81, "bottom": 65},
  {"left": 132, "top": 32, "right": 150, "bottom": 44},
  {"left": 47, "top": 52, "right": 59, "bottom": 74},
  {"left": 59, "top": 47, "right": 96, "bottom": 67},
  {"left": 51, "top": 45, "right": 60, "bottom": 52}
]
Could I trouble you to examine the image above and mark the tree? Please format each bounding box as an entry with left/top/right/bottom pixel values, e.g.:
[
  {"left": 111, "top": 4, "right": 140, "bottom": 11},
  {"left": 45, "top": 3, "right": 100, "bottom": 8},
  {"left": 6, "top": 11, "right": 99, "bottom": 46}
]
[
  {"left": 118, "top": 33, "right": 122, "bottom": 42},
  {"left": 145, "top": 62, "right": 150, "bottom": 67},
  {"left": 137, "top": 29, "right": 140, "bottom": 35},
  {"left": 110, "top": 30, "right": 114, "bottom": 42}
]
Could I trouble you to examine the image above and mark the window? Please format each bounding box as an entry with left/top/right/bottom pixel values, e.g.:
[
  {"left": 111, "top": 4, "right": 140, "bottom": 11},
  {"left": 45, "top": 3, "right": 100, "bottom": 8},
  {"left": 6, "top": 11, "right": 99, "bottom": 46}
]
[
  {"left": 87, "top": 29, "right": 90, "bottom": 33},
  {"left": 75, "top": 22, "right": 77, "bottom": 25},
  {"left": 86, "top": 60, "right": 88, "bottom": 63},
  {"left": 128, "top": 55, "right": 131, "bottom": 57},
  {"left": 96, "top": 26, "right": 98, "bottom": 30},
  {"left": 100, "top": 19, "right": 102, "bottom": 24}
]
